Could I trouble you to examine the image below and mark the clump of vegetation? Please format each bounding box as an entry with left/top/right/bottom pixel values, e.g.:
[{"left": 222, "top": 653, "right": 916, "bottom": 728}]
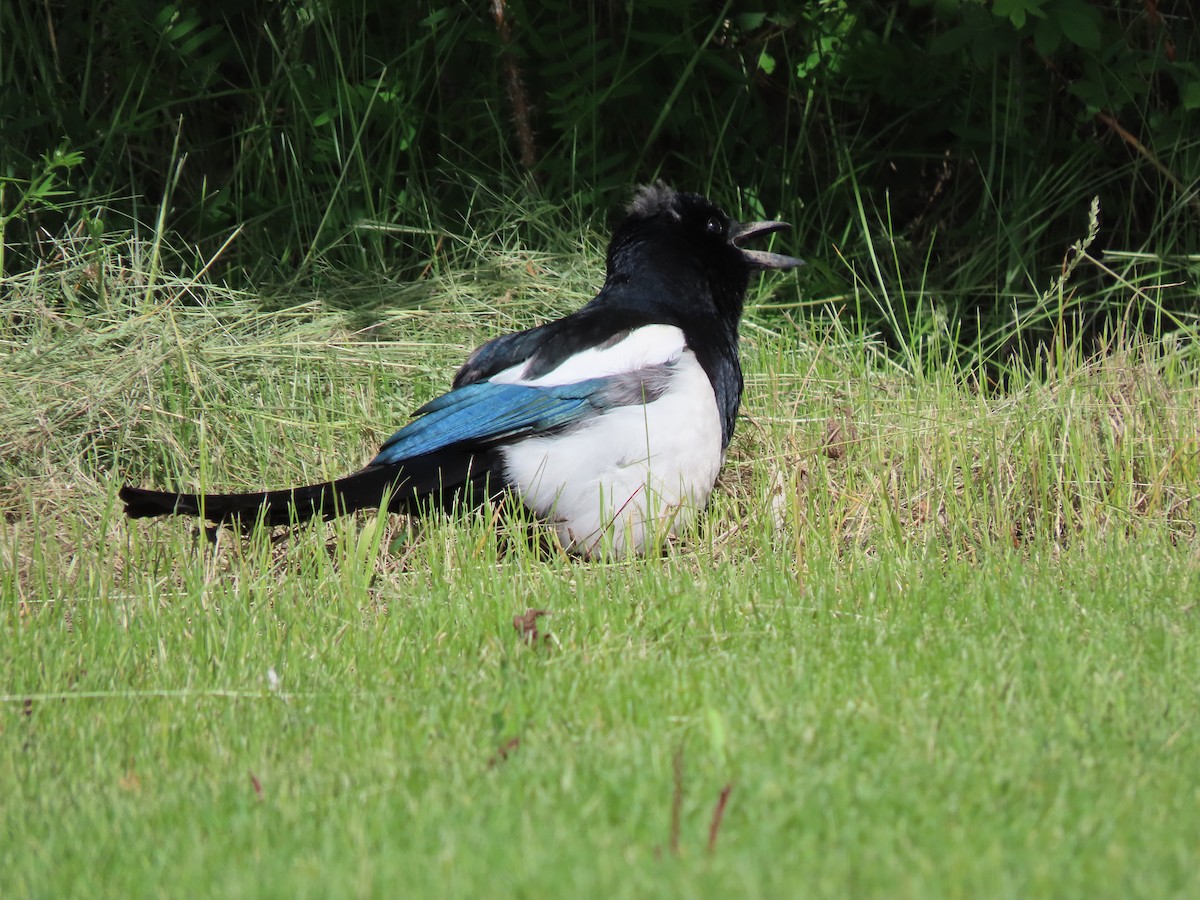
[
  {"left": 3, "top": 2, "right": 1197, "bottom": 351},
  {"left": 3, "top": 216, "right": 1200, "bottom": 895}
]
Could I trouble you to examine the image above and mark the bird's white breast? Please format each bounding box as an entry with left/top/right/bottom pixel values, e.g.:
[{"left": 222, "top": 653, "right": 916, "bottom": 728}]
[{"left": 496, "top": 325, "right": 724, "bottom": 557}]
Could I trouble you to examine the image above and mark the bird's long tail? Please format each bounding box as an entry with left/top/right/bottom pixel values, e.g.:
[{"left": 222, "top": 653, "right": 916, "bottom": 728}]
[
  {"left": 120, "top": 466, "right": 401, "bottom": 527},
  {"left": 120, "top": 450, "right": 501, "bottom": 527}
]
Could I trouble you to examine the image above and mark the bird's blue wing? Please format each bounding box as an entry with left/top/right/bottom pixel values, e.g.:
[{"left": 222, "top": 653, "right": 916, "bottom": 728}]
[{"left": 370, "top": 378, "right": 613, "bottom": 466}]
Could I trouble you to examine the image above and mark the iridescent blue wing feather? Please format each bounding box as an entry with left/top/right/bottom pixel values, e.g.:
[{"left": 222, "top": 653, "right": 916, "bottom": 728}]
[{"left": 370, "top": 378, "right": 612, "bottom": 465}]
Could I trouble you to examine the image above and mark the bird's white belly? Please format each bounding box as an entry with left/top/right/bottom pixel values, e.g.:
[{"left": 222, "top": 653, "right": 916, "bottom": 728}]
[{"left": 500, "top": 353, "right": 724, "bottom": 557}]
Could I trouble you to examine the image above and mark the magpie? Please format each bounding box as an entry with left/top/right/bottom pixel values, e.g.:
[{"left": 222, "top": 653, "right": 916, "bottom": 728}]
[{"left": 120, "top": 184, "right": 804, "bottom": 557}]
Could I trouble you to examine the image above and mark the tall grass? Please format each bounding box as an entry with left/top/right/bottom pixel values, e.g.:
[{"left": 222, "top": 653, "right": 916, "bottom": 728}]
[
  {"left": 3, "top": 213, "right": 1200, "bottom": 896},
  {"left": 4, "top": 1, "right": 1197, "bottom": 354}
]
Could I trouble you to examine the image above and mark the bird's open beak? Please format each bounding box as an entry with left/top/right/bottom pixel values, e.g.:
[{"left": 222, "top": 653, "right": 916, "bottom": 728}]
[{"left": 729, "top": 220, "right": 805, "bottom": 270}]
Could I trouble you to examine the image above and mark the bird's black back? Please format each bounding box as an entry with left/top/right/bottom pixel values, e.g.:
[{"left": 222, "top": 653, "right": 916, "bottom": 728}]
[{"left": 455, "top": 185, "right": 756, "bottom": 446}]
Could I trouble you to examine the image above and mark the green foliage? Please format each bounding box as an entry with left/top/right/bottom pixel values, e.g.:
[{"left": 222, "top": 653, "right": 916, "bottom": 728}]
[
  {"left": 0, "top": 145, "right": 85, "bottom": 279},
  {"left": 0, "top": 0, "right": 439, "bottom": 274},
  {"left": 1, "top": 1, "right": 1196, "bottom": 360}
]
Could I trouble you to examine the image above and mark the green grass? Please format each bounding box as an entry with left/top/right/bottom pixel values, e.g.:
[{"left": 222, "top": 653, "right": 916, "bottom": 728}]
[{"left": 3, "top": 226, "right": 1200, "bottom": 898}]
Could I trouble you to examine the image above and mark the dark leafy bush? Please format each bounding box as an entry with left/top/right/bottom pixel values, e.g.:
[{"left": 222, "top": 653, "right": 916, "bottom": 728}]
[{"left": 1, "top": 0, "right": 1196, "bottom": 354}]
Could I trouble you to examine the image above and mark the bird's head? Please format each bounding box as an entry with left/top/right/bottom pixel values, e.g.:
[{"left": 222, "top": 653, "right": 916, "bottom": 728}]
[
  {"left": 625, "top": 183, "right": 804, "bottom": 270},
  {"left": 605, "top": 184, "right": 804, "bottom": 327}
]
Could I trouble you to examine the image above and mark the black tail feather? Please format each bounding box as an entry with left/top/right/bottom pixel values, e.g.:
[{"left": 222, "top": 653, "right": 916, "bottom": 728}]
[
  {"left": 120, "top": 467, "right": 396, "bottom": 526},
  {"left": 120, "top": 450, "right": 503, "bottom": 527}
]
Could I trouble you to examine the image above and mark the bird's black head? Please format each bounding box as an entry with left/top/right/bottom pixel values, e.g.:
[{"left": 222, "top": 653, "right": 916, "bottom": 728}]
[
  {"left": 591, "top": 184, "right": 804, "bottom": 449},
  {"left": 604, "top": 183, "right": 804, "bottom": 332}
]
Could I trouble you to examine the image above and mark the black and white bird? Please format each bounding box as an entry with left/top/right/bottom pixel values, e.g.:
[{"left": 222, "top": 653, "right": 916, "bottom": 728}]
[{"left": 120, "top": 184, "right": 804, "bottom": 557}]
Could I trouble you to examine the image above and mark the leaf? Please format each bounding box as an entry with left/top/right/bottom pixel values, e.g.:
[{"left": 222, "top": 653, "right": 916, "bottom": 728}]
[
  {"left": 757, "top": 50, "right": 776, "bottom": 76},
  {"left": 178, "top": 24, "right": 226, "bottom": 59},
  {"left": 154, "top": 4, "right": 179, "bottom": 30},
  {"left": 1052, "top": 0, "right": 1102, "bottom": 50},
  {"left": 1183, "top": 80, "right": 1200, "bottom": 111},
  {"left": 487, "top": 737, "right": 521, "bottom": 768},
  {"left": 992, "top": 0, "right": 1047, "bottom": 30},
  {"left": 1033, "top": 16, "right": 1062, "bottom": 56},
  {"left": 795, "top": 50, "right": 823, "bottom": 79},
  {"left": 734, "top": 12, "right": 767, "bottom": 31},
  {"left": 513, "top": 608, "right": 550, "bottom": 644}
]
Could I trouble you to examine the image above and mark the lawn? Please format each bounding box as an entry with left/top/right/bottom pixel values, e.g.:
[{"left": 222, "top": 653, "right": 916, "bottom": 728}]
[{"left": 3, "top": 230, "right": 1199, "bottom": 898}]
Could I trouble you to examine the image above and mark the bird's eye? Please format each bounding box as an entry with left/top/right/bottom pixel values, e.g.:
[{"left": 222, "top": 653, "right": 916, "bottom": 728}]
[{"left": 705, "top": 216, "right": 723, "bottom": 235}]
